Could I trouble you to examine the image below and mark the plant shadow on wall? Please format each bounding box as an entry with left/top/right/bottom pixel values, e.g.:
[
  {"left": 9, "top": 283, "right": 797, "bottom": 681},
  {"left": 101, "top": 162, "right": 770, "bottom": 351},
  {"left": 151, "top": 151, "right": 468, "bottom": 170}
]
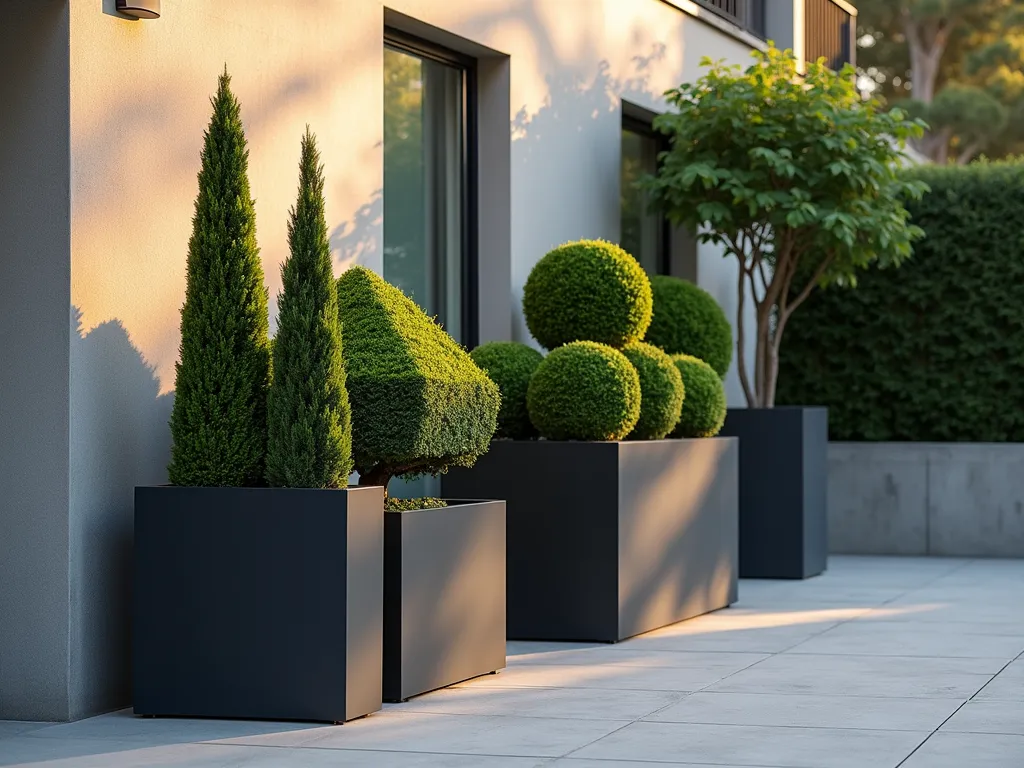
[
  {"left": 509, "top": 45, "right": 666, "bottom": 334},
  {"left": 69, "top": 305, "right": 173, "bottom": 707}
]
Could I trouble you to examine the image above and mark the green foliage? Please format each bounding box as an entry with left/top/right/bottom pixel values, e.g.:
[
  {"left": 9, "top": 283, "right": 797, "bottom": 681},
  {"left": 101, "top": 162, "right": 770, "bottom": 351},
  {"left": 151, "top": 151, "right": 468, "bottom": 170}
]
[
  {"left": 470, "top": 341, "right": 544, "bottom": 439},
  {"left": 642, "top": 46, "right": 926, "bottom": 407},
  {"left": 778, "top": 161, "right": 1024, "bottom": 441},
  {"left": 266, "top": 129, "right": 352, "bottom": 488},
  {"left": 337, "top": 266, "right": 499, "bottom": 492},
  {"left": 168, "top": 70, "right": 270, "bottom": 487},
  {"left": 856, "top": 0, "right": 1024, "bottom": 162},
  {"left": 670, "top": 355, "right": 726, "bottom": 439},
  {"left": 386, "top": 497, "right": 448, "bottom": 512},
  {"left": 527, "top": 341, "right": 641, "bottom": 441},
  {"left": 644, "top": 276, "right": 732, "bottom": 377},
  {"left": 622, "top": 342, "right": 685, "bottom": 440},
  {"left": 522, "top": 240, "right": 652, "bottom": 350}
]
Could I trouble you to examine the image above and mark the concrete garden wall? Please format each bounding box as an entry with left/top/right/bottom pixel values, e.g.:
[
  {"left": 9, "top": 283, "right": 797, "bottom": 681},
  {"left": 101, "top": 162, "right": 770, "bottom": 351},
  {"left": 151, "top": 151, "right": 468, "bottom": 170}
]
[{"left": 829, "top": 443, "right": 1024, "bottom": 557}]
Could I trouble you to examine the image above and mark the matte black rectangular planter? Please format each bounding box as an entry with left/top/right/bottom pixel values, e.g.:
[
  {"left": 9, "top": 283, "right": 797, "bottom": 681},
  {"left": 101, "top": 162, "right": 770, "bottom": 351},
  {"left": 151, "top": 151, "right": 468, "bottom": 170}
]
[
  {"left": 383, "top": 500, "right": 505, "bottom": 701},
  {"left": 133, "top": 485, "right": 384, "bottom": 723},
  {"left": 443, "top": 439, "right": 738, "bottom": 643},
  {"left": 719, "top": 407, "right": 828, "bottom": 580}
]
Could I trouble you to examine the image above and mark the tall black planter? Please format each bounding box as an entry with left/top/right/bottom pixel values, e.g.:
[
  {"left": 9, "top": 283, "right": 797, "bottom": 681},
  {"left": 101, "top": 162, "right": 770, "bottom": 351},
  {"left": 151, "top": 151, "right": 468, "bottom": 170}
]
[
  {"left": 444, "top": 438, "right": 738, "bottom": 643},
  {"left": 719, "top": 407, "right": 828, "bottom": 579},
  {"left": 384, "top": 500, "right": 506, "bottom": 702},
  {"left": 133, "top": 485, "right": 384, "bottom": 723}
]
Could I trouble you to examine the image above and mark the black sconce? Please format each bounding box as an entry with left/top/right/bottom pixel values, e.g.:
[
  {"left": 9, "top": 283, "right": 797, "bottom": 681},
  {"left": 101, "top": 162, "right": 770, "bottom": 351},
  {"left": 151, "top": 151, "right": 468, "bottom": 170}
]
[{"left": 116, "top": 0, "right": 160, "bottom": 19}]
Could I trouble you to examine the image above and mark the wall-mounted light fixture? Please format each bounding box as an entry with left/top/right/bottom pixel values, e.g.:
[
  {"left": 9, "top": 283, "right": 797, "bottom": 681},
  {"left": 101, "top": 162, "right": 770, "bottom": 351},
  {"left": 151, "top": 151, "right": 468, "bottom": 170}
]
[{"left": 116, "top": 0, "right": 160, "bottom": 19}]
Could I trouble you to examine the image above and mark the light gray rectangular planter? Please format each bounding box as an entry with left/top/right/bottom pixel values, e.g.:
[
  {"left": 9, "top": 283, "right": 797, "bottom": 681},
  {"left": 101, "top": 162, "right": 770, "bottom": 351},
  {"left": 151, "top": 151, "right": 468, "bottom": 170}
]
[{"left": 829, "top": 442, "right": 1024, "bottom": 557}]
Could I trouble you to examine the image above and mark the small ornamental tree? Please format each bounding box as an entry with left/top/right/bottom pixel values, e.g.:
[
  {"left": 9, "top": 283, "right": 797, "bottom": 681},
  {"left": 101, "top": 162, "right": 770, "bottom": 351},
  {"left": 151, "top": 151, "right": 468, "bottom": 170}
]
[
  {"left": 266, "top": 129, "right": 353, "bottom": 488},
  {"left": 168, "top": 70, "right": 270, "bottom": 486},
  {"left": 337, "top": 266, "right": 499, "bottom": 498},
  {"left": 642, "top": 46, "right": 928, "bottom": 407}
]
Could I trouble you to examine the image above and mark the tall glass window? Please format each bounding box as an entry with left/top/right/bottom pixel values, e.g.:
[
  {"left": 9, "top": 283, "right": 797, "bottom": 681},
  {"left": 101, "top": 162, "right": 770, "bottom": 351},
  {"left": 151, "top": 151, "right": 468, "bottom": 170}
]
[
  {"left": 382, "top": 36, "right": 474, "bottom": 500},
  {"left": 621, "top": 120, "right": 667, "bottom": 275},
  {"left": 383, "top": 40, "right": 470, "bottom": 343}
]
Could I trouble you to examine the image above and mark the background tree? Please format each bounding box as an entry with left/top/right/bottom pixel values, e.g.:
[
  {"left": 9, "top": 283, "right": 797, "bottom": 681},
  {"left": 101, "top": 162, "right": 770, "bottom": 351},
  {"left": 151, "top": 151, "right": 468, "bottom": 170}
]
[
  {"left": 643, "top": 47, "right": 926, "bottom": 408},
  {"left": 857, "top": 0, "right": 1024, "bottom": 163},
  {"left": 168, "top": 70, "right": 270, "bottom": 487},
  {"left": 266, "top": 129, "right": 353, "bottom": 488}
]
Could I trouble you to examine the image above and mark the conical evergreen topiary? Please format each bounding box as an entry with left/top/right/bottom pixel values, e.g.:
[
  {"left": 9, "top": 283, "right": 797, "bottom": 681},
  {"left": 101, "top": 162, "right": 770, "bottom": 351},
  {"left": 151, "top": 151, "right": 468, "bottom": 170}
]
[
  {"left": 168, "top": 70, "right": 270, "bottom": 487},
  {"left": 266, "top": 129, "right": 353, "bottom": 487}
]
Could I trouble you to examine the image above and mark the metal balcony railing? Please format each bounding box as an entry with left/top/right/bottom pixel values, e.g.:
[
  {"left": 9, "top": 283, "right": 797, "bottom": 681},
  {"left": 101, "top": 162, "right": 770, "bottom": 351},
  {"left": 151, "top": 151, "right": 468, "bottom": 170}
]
[
  {"left": 804, "top": 0, "right": 857, "bottom": 70},
  {"left": 694, "top": 0, "right": 767, "bottom": 39}
]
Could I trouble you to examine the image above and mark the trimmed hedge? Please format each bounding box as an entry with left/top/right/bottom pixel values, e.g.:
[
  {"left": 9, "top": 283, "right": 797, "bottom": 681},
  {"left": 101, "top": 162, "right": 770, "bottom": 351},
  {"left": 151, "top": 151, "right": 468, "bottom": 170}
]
[
  {"left": 645, "top": 276, "right": 732, "bottom": 378},
  {"left": 523, "top": 240, "right": 652, "bottom": 349},
  {"left": 527, "top": 341, "right": 641, "bottom": 441},
  {"left": 622, "top": 341, "right": 685, "bottom": 440},
  {"left": 670, "top": 355, "right": 726, "bottom": 438},
  {"left": 777, "top": 162, "right": 1024, "bottom": 442},
  {"left": 337, "top": 266, "right": 499, "bottom": 490},
  {"left": 470, "top": 341, "right": 544, "bottom": 439}
]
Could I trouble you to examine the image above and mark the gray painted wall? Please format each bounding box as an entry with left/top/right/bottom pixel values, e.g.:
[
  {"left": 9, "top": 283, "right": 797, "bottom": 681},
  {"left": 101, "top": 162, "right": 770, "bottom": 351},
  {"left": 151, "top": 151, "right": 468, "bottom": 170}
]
[
  {"left": 0, "top": 2, "right": 73, "bottom": 722},
  {"left": 830, "top": 443, "right": 1024, "bottom": 557}
]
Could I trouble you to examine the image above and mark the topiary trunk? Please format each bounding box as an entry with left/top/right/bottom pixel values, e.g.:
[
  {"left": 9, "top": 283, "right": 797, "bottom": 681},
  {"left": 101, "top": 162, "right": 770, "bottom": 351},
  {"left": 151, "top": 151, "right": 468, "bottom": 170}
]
[
  {"left": 168, "top": 70, "right": 270, "bottom": 487},
  {"left": 266, "top": 129, "right": 353, "bottom": 488}
]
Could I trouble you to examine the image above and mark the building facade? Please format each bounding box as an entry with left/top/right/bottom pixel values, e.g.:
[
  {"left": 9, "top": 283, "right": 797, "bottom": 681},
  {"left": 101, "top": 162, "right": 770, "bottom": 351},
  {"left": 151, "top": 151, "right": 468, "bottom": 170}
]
[{"left": 0, "top": 0, "right": 855, "bottom": 721}]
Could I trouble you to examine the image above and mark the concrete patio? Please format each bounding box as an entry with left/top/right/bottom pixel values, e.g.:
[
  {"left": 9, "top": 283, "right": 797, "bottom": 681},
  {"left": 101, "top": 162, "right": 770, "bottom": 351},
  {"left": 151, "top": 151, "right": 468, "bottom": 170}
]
[{"left": 1, "top": 556, "right": 1022, "bottom": 767}]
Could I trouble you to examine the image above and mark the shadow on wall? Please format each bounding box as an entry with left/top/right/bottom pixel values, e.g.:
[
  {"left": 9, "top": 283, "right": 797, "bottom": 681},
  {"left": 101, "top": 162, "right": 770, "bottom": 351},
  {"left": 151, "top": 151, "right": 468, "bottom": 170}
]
[
  {"left": 69, "top": 306, "right": 173, "bottom": 714},
  {"left": 331, "top": 187, "right": 382, "bottom": 273},
  {"left": 510, "top": 46, "right": 666, "bottom": 342}
]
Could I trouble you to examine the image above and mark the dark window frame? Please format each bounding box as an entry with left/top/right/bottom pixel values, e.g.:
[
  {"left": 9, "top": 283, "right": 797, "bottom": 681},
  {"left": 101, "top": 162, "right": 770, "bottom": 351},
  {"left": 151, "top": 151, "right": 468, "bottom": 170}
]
[
  {"left": 622, "top": 114, "right": 671, "bottom": 277},
  {"left": 384, "top": 28, "right": 480, "bottom": 348}
]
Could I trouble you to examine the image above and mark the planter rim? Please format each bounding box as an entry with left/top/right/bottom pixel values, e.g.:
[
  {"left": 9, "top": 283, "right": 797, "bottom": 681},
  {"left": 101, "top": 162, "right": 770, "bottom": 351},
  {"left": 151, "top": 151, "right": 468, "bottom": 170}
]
[
  {"left": 726, "top": 405, "right": 828, "bottom": 412},
  {"left": 386, "top": 498, "right": 503, "bottom": 514},
  {"left": 137, "top": 484, "right": 385, "bottom": 492},
  {"left": 488, "top": 436, "right": 735, "bottom": 445}
]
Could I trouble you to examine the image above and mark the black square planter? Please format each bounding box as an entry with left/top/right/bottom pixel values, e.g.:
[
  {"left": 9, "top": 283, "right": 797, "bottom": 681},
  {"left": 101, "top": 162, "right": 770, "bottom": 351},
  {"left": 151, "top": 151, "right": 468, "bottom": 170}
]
[
  {"left": 133, "top": 485, "right": 385, "bottom": 723},
  {"left": 383, "top": 500, "right": 506, "bottom": 701},
  {"left": 444, "top": 439, "right": 738, "bottom": 643},
  {"left": 719, "top": 407, "right": 828, "bottom": 579}
]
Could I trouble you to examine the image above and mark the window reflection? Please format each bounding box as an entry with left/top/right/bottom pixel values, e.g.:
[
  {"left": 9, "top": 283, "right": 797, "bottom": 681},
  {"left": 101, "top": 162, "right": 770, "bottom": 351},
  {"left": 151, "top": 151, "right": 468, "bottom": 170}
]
[{"left": 621, "top": 124, "right": 665, "bottom": 275}]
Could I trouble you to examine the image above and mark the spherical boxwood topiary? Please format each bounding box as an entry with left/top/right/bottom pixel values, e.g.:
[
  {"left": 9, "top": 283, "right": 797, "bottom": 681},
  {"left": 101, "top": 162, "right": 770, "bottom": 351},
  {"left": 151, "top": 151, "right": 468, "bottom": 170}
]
[
  {"left": 527, "top": 341, "right": 641, "bottom": 441},
  {"left": 470, "top": 341, "right": 544, "bottom": 439},
  {"left": 645, "top": 276, "right": 732, "bottom": 377},
  {"left": 523, "top": 240, "right": 653, "bottom": 350},
  {"left": 671, "top": 354, "right": 727, "bottom": 438},
  {"left": 622, "top": 341, "right": 685, "bottom": 440}
]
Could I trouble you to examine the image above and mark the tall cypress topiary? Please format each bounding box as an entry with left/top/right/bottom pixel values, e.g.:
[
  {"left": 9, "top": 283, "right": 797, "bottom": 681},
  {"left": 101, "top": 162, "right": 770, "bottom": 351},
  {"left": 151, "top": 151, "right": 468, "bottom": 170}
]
[
  {"left": 266, "top": 129, "right": 352, "bottom": 487},
  {"left": 168, "top": 70, "right": 270, "bottom": 487}
]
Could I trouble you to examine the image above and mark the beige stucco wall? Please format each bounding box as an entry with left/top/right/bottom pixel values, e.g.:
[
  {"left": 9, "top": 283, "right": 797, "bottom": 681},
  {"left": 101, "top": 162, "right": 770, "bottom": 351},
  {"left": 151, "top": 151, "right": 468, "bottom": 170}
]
[{"left": 69, "top": 0, "right": 760, "bottom": 400}]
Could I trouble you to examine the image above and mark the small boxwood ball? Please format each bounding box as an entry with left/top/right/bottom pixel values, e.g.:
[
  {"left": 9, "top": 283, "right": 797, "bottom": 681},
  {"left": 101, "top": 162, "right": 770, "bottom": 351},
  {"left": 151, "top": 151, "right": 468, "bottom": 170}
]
[
  {"left": 646, "top": 276, "right": 732, "bottom": 377},
  {"left": 527, "top": 340, "right": 641, "bottom": 441},
  {"left": 523, "top": 240, "right": 653, "bottom": 350},
  {"left": 470, "top": 341, "right": 545, "bottom": 439},
  {"left": 622, "top": 341, "right": 685, "bottom": 440},
  {"left": 671, "top": 354, "right": 727, "bottom": 438}
]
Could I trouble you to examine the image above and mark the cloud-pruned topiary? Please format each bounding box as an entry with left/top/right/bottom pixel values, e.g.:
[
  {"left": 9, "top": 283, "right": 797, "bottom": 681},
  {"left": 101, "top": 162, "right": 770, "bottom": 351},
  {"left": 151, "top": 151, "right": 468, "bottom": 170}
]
[
  {"left": 622, "top": 341, "right": 685, "bottom": 440},
  {"left": 527, "top": 341, "right": 641, "bottom": 441},
  {"left": 671, "top": 354, "right": 727, "bottom": 438},
  {"left": 470, "top": 341, "right": 544, "bottom": 439},
  {"left": 523, "top": 240, "right": 653, "bottom": 350},
  {"left": 168, "top": 70, "right": 270, "bottom": 487},
  {"left": 266, "top": 128, "right": 352, "bottom": 488},
  {"left": 337, "top": 266, "right": 499, "bottom": 494},
  {"left": 645, "top": 276, "right": 732, "bottom": 378}
]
